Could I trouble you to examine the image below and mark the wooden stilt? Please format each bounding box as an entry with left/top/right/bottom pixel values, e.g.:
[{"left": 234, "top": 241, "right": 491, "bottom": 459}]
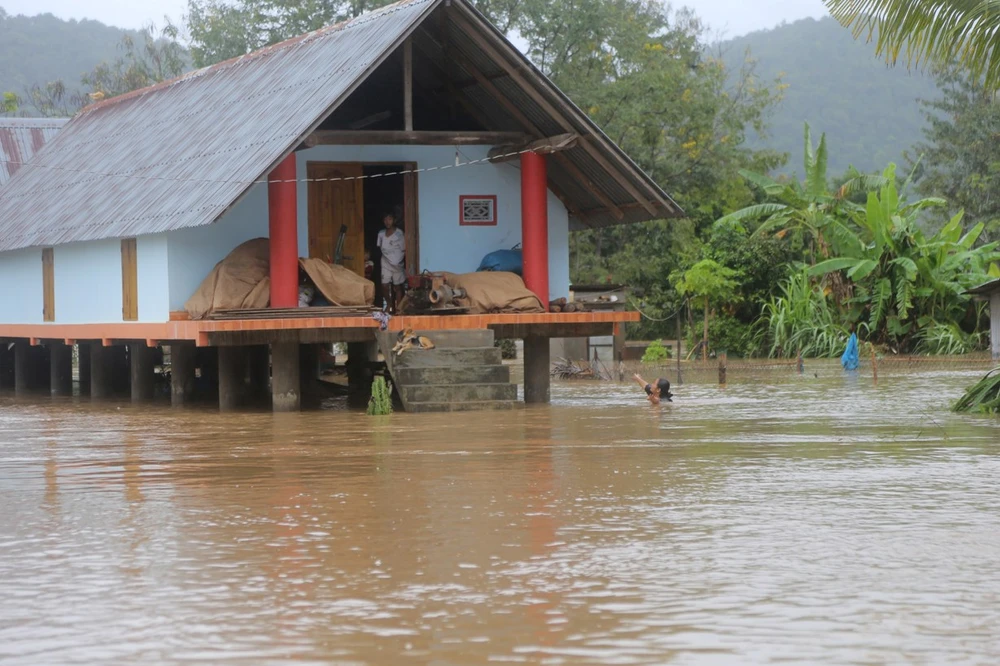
[
  {"left": 523, "top": 336, "right": 551, "bottom": 404},
  {"left": 218, "top": 346, "right": 247, "bottom": 412},
  {"left": 170, "top": 343, "right": 196, "bottom": 407},
  {"left": 50, "top": 342, "right": 73, "bottom": 396},
  {"left": 271, "top": 342, "right": 300, "bottom": 412},
  {"left": 130, "top": 343, "right": 156, "bottom": 403}
]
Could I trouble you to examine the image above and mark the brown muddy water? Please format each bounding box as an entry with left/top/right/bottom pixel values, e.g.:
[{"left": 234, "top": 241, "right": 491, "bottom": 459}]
[{"left": 1, "top": 369, "right": 999, "bottom": 665}]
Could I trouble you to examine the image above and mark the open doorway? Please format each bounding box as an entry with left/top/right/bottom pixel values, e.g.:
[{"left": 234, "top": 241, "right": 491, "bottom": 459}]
[
  {"left": 362, "top": 164, "right": 405, "bottom": 289},
  {"left": 307, "top": 161, "right": 418, "bottom": 293}
]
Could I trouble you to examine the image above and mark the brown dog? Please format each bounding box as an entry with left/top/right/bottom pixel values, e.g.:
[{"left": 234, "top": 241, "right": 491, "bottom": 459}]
[{"left": 392, "top": 328, "right": 435, "bottom": 356}]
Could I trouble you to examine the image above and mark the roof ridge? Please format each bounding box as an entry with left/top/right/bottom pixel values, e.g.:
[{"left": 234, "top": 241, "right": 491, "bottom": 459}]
[
  {"left": 0, "top": 118, "right": 69, "bottom": 126},
  {"left": 79, "top": 0, "right": 438, "bottom": 117}
]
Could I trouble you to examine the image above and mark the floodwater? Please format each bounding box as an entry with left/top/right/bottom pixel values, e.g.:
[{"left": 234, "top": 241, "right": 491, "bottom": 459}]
[{"left": 2, "top": 369, "right": 999, "bottom": 665}]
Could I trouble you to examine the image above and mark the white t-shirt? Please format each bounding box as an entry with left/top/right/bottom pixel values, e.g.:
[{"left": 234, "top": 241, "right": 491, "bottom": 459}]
[{"left": 378, "top": 228, "right": 405, "bottom": 266}]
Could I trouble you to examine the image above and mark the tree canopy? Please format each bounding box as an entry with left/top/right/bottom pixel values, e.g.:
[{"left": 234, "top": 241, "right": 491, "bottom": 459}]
[{"left": 910, "top": 66, "right": 1000, "bottom": 241}]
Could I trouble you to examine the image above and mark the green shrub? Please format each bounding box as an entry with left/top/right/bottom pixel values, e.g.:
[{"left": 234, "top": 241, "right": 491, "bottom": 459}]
[
  {"left": 495, "top": 338, "right": 517, "bottom": 359},
  {"left": 641, "top": 339, "right": 671, "bottom": 363},
  {"left": 367, "top": 376, "right": 393, "bottom": 416},
  {"left": 708, "top": 314, "right": 755, "bottom": 357}
]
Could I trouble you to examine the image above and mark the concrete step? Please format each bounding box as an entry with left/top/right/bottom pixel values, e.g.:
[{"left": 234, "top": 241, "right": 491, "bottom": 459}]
[
  {"left": 407, "top": 400, "right": 519, "bottom": 413},
  {"left": 406, "top": 329, "right": 495, "bottom": 348},
  {"left": 395, "top": 346, "right": 502, "bottom": 368},
  {"left": 401, "top": 383, "right": 517, "bottom": 404},
  {"left": 394, "top": 365, "right": 511, "bottom": 386}
]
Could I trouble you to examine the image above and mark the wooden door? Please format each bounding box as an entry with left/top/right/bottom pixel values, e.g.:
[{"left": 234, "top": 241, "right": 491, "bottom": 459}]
[
  {"left": 307, "top": 162, "right": 364, "bottom": 276},
  {"left": 121, "top": 238, "right": 138, "bottom": 321},
  {"left": 42, "top": 248, "right": 54, "bottom": 322}
]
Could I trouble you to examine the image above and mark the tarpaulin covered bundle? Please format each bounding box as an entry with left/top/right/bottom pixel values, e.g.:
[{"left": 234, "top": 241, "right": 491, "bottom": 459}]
[
  {"left": 441, "top": 271, "right": 544, "bottom": 314},
  {"left": 477, "top": 249, "right": 523, "bottom": 275},
  {"left": 185, "top": 238, "right": 375, "bottom": 319},
  {"left": 841, "top": 332, "right": 859, "bottom": 371},
  {"left": 299, "top": 257, "right": 375, "bottom": 307}
]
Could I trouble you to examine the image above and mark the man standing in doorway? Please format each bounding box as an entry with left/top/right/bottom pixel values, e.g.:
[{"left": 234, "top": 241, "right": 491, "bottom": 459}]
[{"left": 377, "top": 211, "right": 406, "bottom": 314}]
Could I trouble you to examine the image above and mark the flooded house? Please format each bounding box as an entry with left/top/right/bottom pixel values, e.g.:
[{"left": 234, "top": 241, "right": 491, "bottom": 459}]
[{"left": 0, "top": 0, "right": 680, "bottom": 412}]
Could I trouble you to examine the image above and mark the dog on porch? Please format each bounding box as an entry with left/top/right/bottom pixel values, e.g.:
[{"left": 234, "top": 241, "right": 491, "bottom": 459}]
[{"left": 392, "top": 328, "right": 436, "bottom": 356}]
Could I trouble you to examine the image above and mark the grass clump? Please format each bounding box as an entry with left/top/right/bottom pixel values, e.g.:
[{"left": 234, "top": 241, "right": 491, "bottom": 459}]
[{"left": 367, "top": 376, "right": 394, "bottom": 416}]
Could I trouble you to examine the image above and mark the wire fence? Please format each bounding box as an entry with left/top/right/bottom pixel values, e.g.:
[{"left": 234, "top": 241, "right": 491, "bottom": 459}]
[{"left": 552, "top": 353, "right": 998, "bottom": 386}]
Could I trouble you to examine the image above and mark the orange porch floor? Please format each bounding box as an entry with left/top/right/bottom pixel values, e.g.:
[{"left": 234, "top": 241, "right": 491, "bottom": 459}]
[{"left": 0, "top": 311, "right": 639, "bottom": 347}]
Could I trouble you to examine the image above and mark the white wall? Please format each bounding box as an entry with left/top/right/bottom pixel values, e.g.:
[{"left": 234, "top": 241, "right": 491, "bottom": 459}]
[
  {"left": 0, "top": 145, "right": 573, "bottom": 324},
  {"left": 136, "top": 235, "right": 170, "bottom": 322},
  {"left": 0, "top": 236, "right": 174, "bottom": 324},
  {"left": 52, "top": 239, "right": 123, "bottom": 323},
  {"left": 0, "top": 248, "right": 43, "bottom": 323},
  {"left": 166, "top": 186, "right": 270, "bottom": 311},
  {"left": 295, "top": 145, "right": 572, "bottom": 300}
]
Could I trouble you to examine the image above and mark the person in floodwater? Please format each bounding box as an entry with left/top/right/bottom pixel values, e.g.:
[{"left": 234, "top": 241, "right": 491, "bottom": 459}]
[{"left": 633, "top": 374, "right": 673, "bottom": 405}]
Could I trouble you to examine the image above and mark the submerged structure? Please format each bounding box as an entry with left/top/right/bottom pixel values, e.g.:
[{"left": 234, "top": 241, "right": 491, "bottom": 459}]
[
  {"left": 0, "top": 0, "right": 679, "bottom": 411},
  {"left": 969, "top": 279, "right": 1000, "bottom": 361}
]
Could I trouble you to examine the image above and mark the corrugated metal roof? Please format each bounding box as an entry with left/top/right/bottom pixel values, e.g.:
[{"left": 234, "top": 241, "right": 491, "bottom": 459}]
[
  {"left": 0, "top": 0, "right": 679, "bottom": 251},
  {"left": 0, "top": 0, "right": 440, "bottom": 252},
  {"left": 433, "top": 5, "right": 681, "bottom": 229},
  {"left": 0, "top": 118, "right": 67, "bottom": 187},
  {"left": 968, "top": 278, "right": 1000, "bottom": 297}
]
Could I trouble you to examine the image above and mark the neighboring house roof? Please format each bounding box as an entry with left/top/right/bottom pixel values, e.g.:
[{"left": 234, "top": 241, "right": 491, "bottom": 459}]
[
  {"left": 0, "top": 0, "right": 679, "bottom": 253},
  {"left": 0, "top": 118, "right": 67, "bottom": 187},
  {"left": 968, "top": 278, "right": 1000, "bottom": 298}
]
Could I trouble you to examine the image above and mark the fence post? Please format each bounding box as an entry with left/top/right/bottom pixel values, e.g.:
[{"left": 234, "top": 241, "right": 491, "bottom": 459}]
[
  {"left": 676, "top": 314, "right": 683, "bottom": 386},
  {"left": 871, "top": 346, "right": 878, "bottom": 386},
  {"left": 718, "top": 351, "right": 727, "bottom": 386}
]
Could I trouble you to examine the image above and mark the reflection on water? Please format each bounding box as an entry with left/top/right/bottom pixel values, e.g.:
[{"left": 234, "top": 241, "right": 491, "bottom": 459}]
[{"left": 1, "top": 370, "right": 999, "bottom": 664}]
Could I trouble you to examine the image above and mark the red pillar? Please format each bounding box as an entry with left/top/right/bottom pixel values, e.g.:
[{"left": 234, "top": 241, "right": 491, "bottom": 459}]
[
  {"left": 520, "top": 151, "right": 549, "bottom": 309},
  {"left": 269, "top": 153, "right": 299, "bottom": 308}
]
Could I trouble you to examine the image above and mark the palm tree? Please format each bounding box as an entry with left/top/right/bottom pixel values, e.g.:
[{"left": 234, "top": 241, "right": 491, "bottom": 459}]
[{"left": 824, "top": 0, "right": 1000, "bottom": 91}]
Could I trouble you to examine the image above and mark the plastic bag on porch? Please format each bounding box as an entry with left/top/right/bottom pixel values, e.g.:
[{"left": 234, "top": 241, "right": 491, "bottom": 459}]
[{"left": 477, "top": 247, "right": 523, "bottom": 275}]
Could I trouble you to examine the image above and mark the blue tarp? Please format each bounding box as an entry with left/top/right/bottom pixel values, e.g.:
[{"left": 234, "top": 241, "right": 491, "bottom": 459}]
[
  {"left": 477, "top": 248, "right": 523, "bottom": 275},
  {"left": 841, "top": 333, "right": 859, "bottom": 371}
]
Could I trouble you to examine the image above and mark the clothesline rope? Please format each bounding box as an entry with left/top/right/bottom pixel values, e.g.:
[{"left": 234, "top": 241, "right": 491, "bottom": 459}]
[{"left": 0, "top": 147, "right": 535, "bottom": 188}]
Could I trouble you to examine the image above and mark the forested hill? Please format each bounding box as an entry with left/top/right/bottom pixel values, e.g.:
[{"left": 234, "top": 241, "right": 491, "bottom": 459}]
[
  {"left": 0, "top": 8, "right": 132, "bottom": 101},
  {"left": 720, "top": 16, "right": 941, "bottom": 176},
  {"left": 2, "top": 8, "right": 939, "bottom": 177}
]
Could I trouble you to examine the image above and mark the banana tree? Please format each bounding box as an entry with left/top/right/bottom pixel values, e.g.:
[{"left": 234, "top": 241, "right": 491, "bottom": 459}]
[
  {"left": 714, "top": 124, "right": 888, "bottom": 265},
  {"left": 808, "top": 164, "right": 1000, "bottom": 348}
]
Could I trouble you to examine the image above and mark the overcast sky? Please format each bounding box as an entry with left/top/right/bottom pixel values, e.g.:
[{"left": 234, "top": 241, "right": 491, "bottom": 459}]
[{"left": 0, "top": 0, "right": 830, "bottom": 39}]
